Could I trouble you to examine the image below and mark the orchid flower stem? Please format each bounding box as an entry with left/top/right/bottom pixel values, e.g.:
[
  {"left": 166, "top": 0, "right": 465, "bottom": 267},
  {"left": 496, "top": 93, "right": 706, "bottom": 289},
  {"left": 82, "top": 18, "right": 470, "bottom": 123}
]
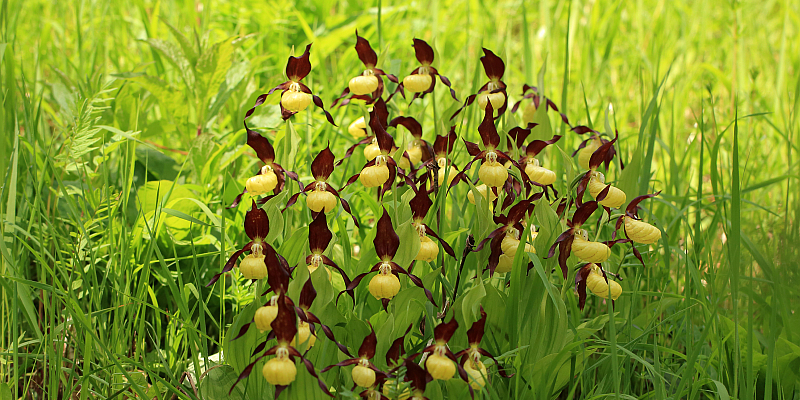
[{"left": 451, "top": 234, "right": 475, "bottom": 304}]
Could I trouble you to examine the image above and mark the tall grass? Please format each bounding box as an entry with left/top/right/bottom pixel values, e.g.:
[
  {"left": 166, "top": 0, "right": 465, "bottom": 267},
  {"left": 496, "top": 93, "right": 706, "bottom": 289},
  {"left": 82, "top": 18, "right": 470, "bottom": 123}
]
[{"left": 1, "top": 0, "right": 799, "bottom": 399}]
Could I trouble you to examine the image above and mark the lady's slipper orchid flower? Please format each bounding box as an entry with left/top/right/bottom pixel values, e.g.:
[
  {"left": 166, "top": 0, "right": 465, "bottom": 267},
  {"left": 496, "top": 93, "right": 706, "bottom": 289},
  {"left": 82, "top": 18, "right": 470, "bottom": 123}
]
[
  {"left": 571, "top": 125, "right": 619, "bottom": 171},
  {"left": 547, "top": 201, "right": 626, "bottom": 279},
  {"left": 453, "top": 106, "right": 528, "bottom": 189},
  {"left": 207, "top": 202, "right": 274, "bottom": 286},
  {"left": 575, "top": 263, "right": 623, "bottom": 310},
  {"left": 451, "top": 49, "right": 508, "bottom": 119},
  {"left": 243, "top": 44, "right": 336, "bottom": 123},
  {"left": 401, "top": 358, "right": 433, "bottom": 400},
  {"left": 454, "top": 308, "right": 512, "bottom": 389},
  {"left": 229, "top": 293, "right": 333, "bottom": 399},
  {"left": 229, "top": 127, "right": 301, "bottom": 208},
  {"left": 301, "top": 213, "right": 354, "bottom": 290},
  {"left": 510, "top": 84, "right": 572, "bottom": 128},
  {"left": 392, "top": 39, "right": 458, "bottom": 102},
  {"left": 518, "top": 134, "right": 562, "bottom": 197},
  {"left": 342, "top": 209, "right": 436, "bottom": 310},
  {"left": 389, "top": 116, "right": 433, "bottom": 169},
  {"left": 291, "top": 278, "right": 352, "bottom": 355},
  {"left": 576, "top": 135, "right": 626, "bottom": 209},
  {"left": 322, "top": 325, "right": 386, "bottom": 389},
  {"left": 420, "top": 318, "right": 463, "bottom": 381},
  {"left": 615, "top": 192, "right": 662, "bottom": 245},
  {"left": 343, "top": 113, "right": 414, "bottom": 196},
  {"left": 474, "top": 199, "right": 536, "bottom": 275},
  {"left": 284, "top": 146, "right": 359, "bottom": 226},
  {"left": 333, "top": 31, "right": 399, "bottom": 106},
  {"left": 409, "top": 188, "right": 456, "bottom": 261},
  {"left": 418, "top": 128, "right": 460, "bottom": 192},
  {"left": 338, "top": 98, "right": 391, "bottom": 164}
]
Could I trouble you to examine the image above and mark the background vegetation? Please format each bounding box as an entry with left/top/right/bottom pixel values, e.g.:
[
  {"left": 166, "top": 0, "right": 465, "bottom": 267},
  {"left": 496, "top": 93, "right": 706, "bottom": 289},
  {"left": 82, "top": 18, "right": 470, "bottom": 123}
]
[{"left": 1, "top": 0, "right": 799, "bottom": 399}]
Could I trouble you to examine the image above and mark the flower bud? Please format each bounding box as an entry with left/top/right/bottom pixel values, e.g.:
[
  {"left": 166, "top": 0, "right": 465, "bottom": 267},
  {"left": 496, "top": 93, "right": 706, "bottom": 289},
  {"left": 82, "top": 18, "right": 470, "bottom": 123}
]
[
  {"left": 306, "top": 189, "right": 337, "bottom": 213},
  {"left": 262, "top": 356, "right": 297, "bottom": 386},
  {"left": 403, "top": 74, "right": 433, "bottom": 93},
  {"left": 349, "top": 75, "right": 379, "bottom": 95},
  {"left": 281, "top": 91, "right": 311, "bottom": 112},
  {"left": 425, "top": 353, "right": 455, "bottom": 380},
  {"left": 239, "top": 254, "right": 268, "bottom": 280}
]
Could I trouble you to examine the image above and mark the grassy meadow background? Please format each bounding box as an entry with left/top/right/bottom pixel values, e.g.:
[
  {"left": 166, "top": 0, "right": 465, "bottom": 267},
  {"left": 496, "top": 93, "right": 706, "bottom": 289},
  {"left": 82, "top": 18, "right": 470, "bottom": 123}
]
[{"left": 1, "top": 0, "right": 799, "bottom": 399}]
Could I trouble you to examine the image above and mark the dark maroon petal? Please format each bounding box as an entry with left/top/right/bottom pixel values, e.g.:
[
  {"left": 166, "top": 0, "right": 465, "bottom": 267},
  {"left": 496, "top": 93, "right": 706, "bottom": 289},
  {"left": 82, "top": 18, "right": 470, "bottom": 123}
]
[
  {"left": 506, "top": 199, "right": 532, "bottom": 225},
  {"left": 434, "top": 70, "right": 459, "bottom": 101},
  {"left": 477, "top": 106, "right": 500, "bottom": 148},
  {"left": 358, "top": 325, "right": 378, "bottom": 359},
  {"left": 371, "top": 114, "right": 395, "bottom": 153},
  {"left": 410, "top": 189, "right": 433, "bottom": 220},
  {"left": 463, "top": 140, "right": 483, "bottom": 157},
  {"left": 589, "top": 135, "right": 617, "bottom": 170},
  {"left": 206, "top": 242, "right": 253, "bottom": 287},
  {"left": 286, "top": 43, "right": 312, "bottom": 81},
  {"left": 572, "top": 125, "right": 597, "bottom": 135},
  {"left": 309, "top": 212, "right": 332, "bottom": 253},
  {"left": 466, "top": 308, "right": 487, "bottom": 345},
  {"left": 404, "top": 358, "right": 429, "bottom": 393},
  {"left": 311, "top": 146, "right": 336, "bottom": 181},
  {"left": 572, "top": 201, "right": 599, "bottom": 226},
  {"left": 229, "top": 354, "right": 267, "bottom": 394},
  {"left": 321, "top": 358, "right": 360, "bottom": 373},
  {"left": 271, "top": 293, "right": 297, "bottom": 344},
  {"left": 354, "top": 31, "right": 378, "bottom": 67},
  {"left": 480, "top": 48, "right": 505, "bottom": 80},
  {"left": 266, "top": 246, "right": 291, "bottom": 294},
  {"left": 372, "top": 97, "right": 390, "bottom": 128},
  {"left": 525, "top": 134, "right": 562, "bottom": 157},
  {"left": 423, "top": 226, "right": 456, "bottom": 258},
  {"left": 233, "top": 321, "right": 252, "bottom": 341},
  {"left": 412, "top": 38, "right": 434, "bottom": 64},
  {"left": 299, "top": 278, "right": 317, "bottom": 310},
  {"left": 575, "top": 264, "right": 592, "bottom": 310},
  {"left": 626, "top": 191, "right": 661, "bottom": 217},
  {"left": 311, "top": 95, "right": 337, "bottom": 126},
  {"left": 557, "top": 237, "right": 574, "bottom": 279},
  {"left": 386, "top": 324, "right": 413, "bottom": 366},
  {"left": 374, "top": 209, "right": 400, "bottom": 259},
  {"left": 246, "top": 128, "right": 276, "bottom": 164},
  {"left": 433, "top": 126, "right": 458, "bottom": 156},
  {"left": 299, "top": 356, "right": 335, "bottom": 397},
  {"left": 389, "top": 116, "right": 423, "bottom": 138},
  {"left": 506, "top": 125, "right": 534, "bottom": 149},
  {"left": 433, "top": 317, "right": 458, "bottom": 343},
  {"left": 487, "top": 234, "right": 503, "bottom": 276},
  {"left": 244, "top": 201, "right": 269, "bottom": 240}
]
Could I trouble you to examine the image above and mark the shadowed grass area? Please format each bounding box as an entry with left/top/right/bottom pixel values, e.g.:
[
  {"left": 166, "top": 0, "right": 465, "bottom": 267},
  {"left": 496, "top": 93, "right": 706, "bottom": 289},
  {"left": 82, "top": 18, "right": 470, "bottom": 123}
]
[{"left": 1, "top": 0, "right": 798, "bottom": 399}]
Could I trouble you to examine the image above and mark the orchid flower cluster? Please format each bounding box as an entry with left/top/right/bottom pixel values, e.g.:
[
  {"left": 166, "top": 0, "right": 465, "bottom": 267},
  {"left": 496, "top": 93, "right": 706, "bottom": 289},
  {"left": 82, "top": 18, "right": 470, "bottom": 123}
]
[{"left": 205, "top": 30, "right": 663, "bottom": 399}]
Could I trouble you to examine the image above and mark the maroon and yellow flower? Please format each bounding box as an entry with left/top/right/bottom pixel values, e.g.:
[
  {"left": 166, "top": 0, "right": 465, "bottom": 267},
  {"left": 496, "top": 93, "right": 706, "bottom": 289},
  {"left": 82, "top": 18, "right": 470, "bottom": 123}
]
[{"left": 392, "top": 39, "right": 458, "bottom": 102}]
